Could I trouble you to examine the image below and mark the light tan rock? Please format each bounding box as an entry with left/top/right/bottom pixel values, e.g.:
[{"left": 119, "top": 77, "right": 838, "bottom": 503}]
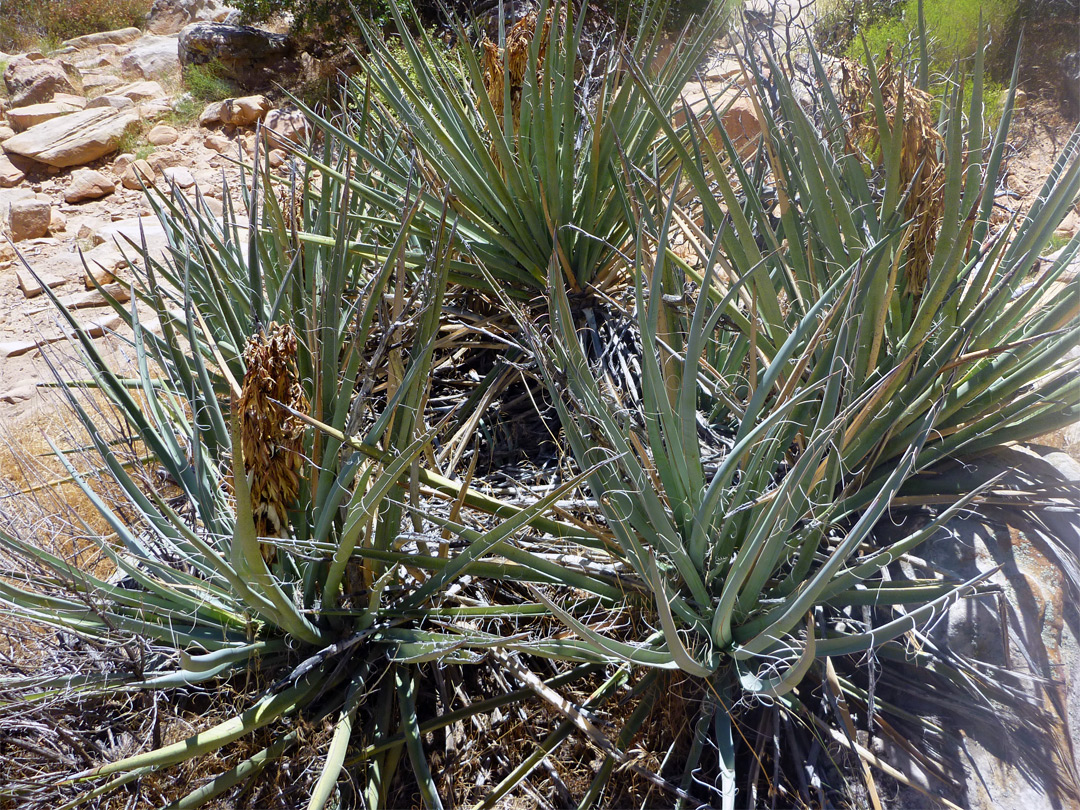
[
  {"left": 64, "top": 168, "right": 116, "bottom": 203},
  {"left": 16, "top": 265, "right": 64, "bottom": 297},
  {"left": 86, "top": 95, "right": 136, "bottom": 111},
  {"left": 146, "top": 124, "right": 178, "bottom": 145},
  {"left": 81, "top": 74, "right": 123, "bottom": 93},
  {"left": 7, "top": 101, "right": 82, "bottom": 131},
  {"left": 9, "top": 198, "right": 51, "bottom": 241},
  {"left": 0, "top": 385, "right": 37, "bottom": 404},
  {"left": 111, "top": 153, "right": 136, "bottom": 177},
  {"left": 111, "top": 81, "right": 166, "bottom": 103},
  {"left": 200, "top": 95, "right": 271, "bottom": 128},
  {"left": 3, "top": 56, "right": 78, "bottom": 107},
  {"left": 120, "top": 35, "right": 181, "bottom": 81},
  {"left": 121, "top": 159, "right": 156, "bottom": 190},
  {"left": 268, "top": 148, "right": 286, "bottom": 168},
  {"left": 674, "top": 81, "right": 761, "bottom": 158},
  {"left": 263, "top": 108, "right": 309, "bottom": 150},
  {"left": 49, "top": 207, "right": 66, "bottom": 232},
  {"left": 0, "top": 153, "right": 25, "bottom": 187},
  {"left": 63, "top": 27, "right": 143, "bottom": 50},
  {"left": 0, "top": 125, "right": 14, "bottom": 141},
  {"left": 147, "top": 151, "right": 182, "bottom": 172},
  {"left": 56, "top": 283, "right": 131, "bottom": 309},
  {"left": 51, "top": 92, "right": 87, "bottom": 108},
  {"left": 162, "top": 166, "right": 195, "bottom": 188},
  {"left": 3, "top": 107, "right": 139, "bottom": 168},
  {"left": 203, "top": 133, "right": 232, "bottom": 153}
]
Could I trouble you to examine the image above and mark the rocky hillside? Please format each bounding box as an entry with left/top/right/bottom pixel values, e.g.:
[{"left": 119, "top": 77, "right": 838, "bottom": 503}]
[{"left": 0, "top": 5, "right": 307, "bottom": 422}]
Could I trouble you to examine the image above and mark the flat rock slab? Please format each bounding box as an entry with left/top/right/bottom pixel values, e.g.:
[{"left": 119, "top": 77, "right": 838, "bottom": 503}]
[
  {"left": 63, "top": 27, "right": 143, "bottom": 50},
  {"left": 4, "top": 107, "right": 139, "bottom": 168},
  {"left": 16, "top": 266, "right": 65, "bottom": 297},
  {"left": 0, "top": 314, "right": 123, "bottom": 357},
  {"left": 7, "top": 101, "right": 82, "bottom": 132}
]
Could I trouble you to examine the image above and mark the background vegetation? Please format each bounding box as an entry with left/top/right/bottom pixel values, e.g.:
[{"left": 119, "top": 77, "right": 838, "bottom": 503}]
[{"left": 0, "top": 0, "right": 150, "bottom": 53}]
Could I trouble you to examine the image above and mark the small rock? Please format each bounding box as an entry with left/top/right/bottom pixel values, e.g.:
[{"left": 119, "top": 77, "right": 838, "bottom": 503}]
[
  {"left": 16, "top": 265, "right": 64, "bottom": 297},
  {"left": 65, "top": 168, "right": 116, "bottom": 203},
  {"left": 121, "top": 159, "right": 157, "bottom": 190},
  {"left": 0, "top": 154, "right": 25, "bottom": 187},
  {"left": 112, "top": 153, "right": 136, "bottom": 176},
  {"left": 1014, "top": 89, "right": 1028, "bottom": 109},
  {"left": 162, "top": 166, "right": 195, "bottom": 188},
  {"left": 199, "top": 196, "right": 224, "bottom": 216},
  {"left": 147, "top": 151, "right": 182, "bottom": 172},
  {"left": 263, "top": 107, "right": 309, "bottom": 149},
  {"left": 1054, "top": 209, "right": 1079, "bottom": 239},
  {"left": 76, "top": 217, "right": 110, "bottom": 242},
  {"left": 146, "top": 124, "right": 178, "bottom": 145},
  {"left": 203, "top": 133, "right": 232, "bottom": 153},
  {"left": 86, "top": 95, "right": 136, "bottom": 111},
  {"left": 81, "top": 243, "right": 126, "bottom": 286},
  {"left": 0, "top": 125, "right": 14, "bottom": 141},
  {"left": 49, "top": 207, "right": 66, "bottom": 233},
  {"left": 268, "top": 148, "right": 286, "bottom": 168},
  {"left": 230, "top": 95, "right": 269, "bottom": 126},
  {"left": 9, "top": 198, "right": 52, "bottom": 241},
  {"left": 198, "top": 100, "right": 228, "bottom": 127}
]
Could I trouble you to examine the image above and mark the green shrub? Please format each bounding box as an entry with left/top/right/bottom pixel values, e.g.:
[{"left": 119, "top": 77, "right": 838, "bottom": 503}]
[
  {"left": 0, "top": 0, "right": 150, "bottom": 53},
  {"left": 182, "top": 60, "right": 240, "bottom": 102}
]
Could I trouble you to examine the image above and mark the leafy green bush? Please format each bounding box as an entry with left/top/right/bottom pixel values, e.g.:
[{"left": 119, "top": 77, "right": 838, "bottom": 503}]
[
  {"left": 0, "top": 0, "right": 150, "bottom": 53},
  {"left": 851, "top": 0, "right": 1017, "bottom": 64},
  {"left": 182, "top": 59, "right": 240, "bottom": 102}
]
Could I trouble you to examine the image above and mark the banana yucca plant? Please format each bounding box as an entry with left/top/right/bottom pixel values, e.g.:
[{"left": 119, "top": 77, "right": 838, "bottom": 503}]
[
  {"left": 494, "top": 30, "right": 1080, "bottom": 808},
  {"left": 0, "top": 143, "right": 626, "bottom": 808},
  {"left": 290, "top": 0, "right": 729, "bottom": 293},
  {"left": 1, "top": 4, "right": 1078, "bottom": 809}
]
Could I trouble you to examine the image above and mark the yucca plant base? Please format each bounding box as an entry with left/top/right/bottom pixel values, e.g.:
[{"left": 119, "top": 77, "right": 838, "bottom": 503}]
[{"left": 2, "top": 0, "right": 1080, "bottom": 807}]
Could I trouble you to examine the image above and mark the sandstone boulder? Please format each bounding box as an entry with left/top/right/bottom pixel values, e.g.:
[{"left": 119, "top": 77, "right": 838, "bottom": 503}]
[
  {"left": 63, "top": 27, "right": 143, "bottom": 50},
  {"left": 3, "top": 56, "right": 78, "bottom": 107},
  {"left": 65, "top": 169, "right": 116, "bottom": 203},
  {"left": 9, "top": 198, "right": 51, "bottom": 241},
  {"left": 674, "top": 80, "right": 761, "bottom": 158},
  {"left": 179, "top": 23, "right": 293, "bottom": 87},
  {"left": 120, "top": 36, "right": 181, "bottom": 80},
  {"left": 3, "top": 108, "right": 139, "bottom": 168},
  {"left": 7, "top": 101, "right": 81, "bottom": 132}
]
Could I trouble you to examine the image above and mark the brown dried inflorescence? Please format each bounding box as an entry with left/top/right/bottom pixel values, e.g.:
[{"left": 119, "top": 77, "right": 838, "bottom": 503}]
[
  {"left": 841, "top": 50, "right": 944, "bottom": 297},
  {"left": 238, "top": 322, "right": 308, "bottom": 563},
  {"left": 481, "top": 10, "right": 557, "bottom": 140}
]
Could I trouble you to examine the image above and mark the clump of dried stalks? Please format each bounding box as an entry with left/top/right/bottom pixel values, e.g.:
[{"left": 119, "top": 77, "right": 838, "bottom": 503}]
[{"left": 841, "top": 48, "right": 944, "bottom": 296}]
